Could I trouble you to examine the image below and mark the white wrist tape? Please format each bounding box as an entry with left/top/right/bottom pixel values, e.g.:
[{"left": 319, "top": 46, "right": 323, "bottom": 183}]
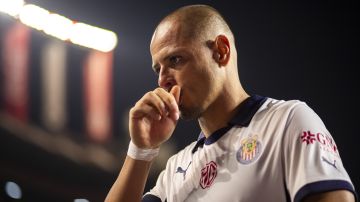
[{"left": 127, "top": 141, "right": 160, "bottom": 161}]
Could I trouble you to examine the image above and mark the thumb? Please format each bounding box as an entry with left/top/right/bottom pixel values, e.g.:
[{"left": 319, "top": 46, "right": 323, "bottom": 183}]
[{"left": 170, "top": 85, "right": 181, "bottom": 104}]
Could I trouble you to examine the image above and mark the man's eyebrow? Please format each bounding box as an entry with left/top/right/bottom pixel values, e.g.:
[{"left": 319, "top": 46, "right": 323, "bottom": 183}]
[
  {"left": 151, "top": 54, "right": 169, "bottom": 73},
  {"left": 151, "top": 49, "right": 184, "bottom": 72}
]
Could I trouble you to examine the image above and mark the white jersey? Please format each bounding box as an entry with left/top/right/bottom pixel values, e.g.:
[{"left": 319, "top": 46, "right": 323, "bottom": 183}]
[{"left": 143, "top": 95, "right": 357, "bottom": 202}]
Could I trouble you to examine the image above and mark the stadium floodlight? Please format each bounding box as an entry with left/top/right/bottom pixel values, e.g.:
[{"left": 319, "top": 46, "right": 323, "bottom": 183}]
[
  {"left": 19, "top": 4, "right": 49, "bottom": 31},
  {"left": 70, "top": 23, "right": 118, "bottom": 52},
  {"left": 1, "top": 1, "right": 118, "bottom": 52},
  {"left": 0, "top": 0, "right": 24, "bottom": 17},
  {"left": 44, "top": 13, "right": 74, "bottom": 41}
]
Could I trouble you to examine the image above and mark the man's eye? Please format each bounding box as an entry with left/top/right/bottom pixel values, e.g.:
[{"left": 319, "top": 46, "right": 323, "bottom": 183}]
[
  {"left": 155, "top": 67, "right": 160, "bottom": 74},
  {"left": 169, "top": 56, "right": 181, "bottom": 65}
]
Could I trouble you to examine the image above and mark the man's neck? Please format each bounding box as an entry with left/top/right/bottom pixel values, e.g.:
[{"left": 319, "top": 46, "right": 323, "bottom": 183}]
[{"left": 198, "top": 88, "right": 249, "bottom": 138}]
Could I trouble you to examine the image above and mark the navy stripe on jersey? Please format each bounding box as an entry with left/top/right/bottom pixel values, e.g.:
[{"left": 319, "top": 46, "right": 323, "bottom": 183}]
[
  {"left": 294, "top": 180, "right": 357, "bottom": 202},
  {"left": 192, "top": 95, "right": 267, "bottom": 153},
  {"left": 191, "top": 134, "right": 206, "bottom": 153},
  {"left": 228, "top": 94, "right": 267, "bottom": 127},
  {"left": 204, "top": 125, "right": 233, "bottom": 145},
  {"left": 142, "top": 194, "right": 162, "bottom": 202}
]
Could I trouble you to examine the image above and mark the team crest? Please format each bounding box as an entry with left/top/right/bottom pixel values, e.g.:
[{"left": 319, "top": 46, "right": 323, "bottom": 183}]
[
  {"left": 236, "top": 135, "right": 262, "bottom": 164},
  {"left": 199, "top": 161, "right": 217, "bottom": 189}
]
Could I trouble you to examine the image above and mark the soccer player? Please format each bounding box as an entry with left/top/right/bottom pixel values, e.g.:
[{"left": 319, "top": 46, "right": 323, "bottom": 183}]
[{"left": 106, "top": 5, "right": 357, "bottom": 202}]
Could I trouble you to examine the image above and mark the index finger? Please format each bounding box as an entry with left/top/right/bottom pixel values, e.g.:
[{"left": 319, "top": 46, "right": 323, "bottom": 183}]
[{"left": 153, "top": 88, "right": 179, "bottom": 118}]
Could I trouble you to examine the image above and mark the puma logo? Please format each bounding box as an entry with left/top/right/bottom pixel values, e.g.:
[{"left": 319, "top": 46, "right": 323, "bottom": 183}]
[{"left": 176, "top": 161, "right": 192, "bottom": 180}]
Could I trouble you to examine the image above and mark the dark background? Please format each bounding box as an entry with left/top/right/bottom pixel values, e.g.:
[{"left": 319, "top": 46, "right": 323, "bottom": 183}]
[{"left": 0, "top": 0, "right": 359, "bottom": 201}]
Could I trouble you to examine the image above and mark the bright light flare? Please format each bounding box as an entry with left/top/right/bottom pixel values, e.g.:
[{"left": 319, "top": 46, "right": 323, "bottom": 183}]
[
  {"left": 1, "top": 1, "right": 118, "bottom": 52},
  {"left": 19, "top": 4, "right": 49, "bottom": 30},
  {"left": 0, "top": 0, "right": 24, "bottom": 17},
  {"left": 71, "top": 23, "right": 117, "bottom": 52},
  {"left": 44, "top": 13, "right": 73, "bottom": 40}
]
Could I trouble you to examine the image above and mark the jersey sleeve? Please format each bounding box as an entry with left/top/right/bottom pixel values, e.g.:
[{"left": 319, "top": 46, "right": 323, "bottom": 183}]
[
  {"left": 283, "top": 102, "right": 357, "bottom": 202},
  {"left": 142, "top": 170, "right": 167, "bottom": 202},
  {"left": 142, "top": 152, "right": 179, "bottom": 202}
]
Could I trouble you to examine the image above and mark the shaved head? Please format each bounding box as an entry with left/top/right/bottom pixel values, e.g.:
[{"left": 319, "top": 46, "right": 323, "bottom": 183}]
[{"left": 152, "top": 5, "right": 235, "bottom": 46}]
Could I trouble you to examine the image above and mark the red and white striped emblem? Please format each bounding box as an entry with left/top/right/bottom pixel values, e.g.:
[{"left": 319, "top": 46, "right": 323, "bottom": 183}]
[{"left": 199, "top": 161, "right": 217, "bottom": 189}]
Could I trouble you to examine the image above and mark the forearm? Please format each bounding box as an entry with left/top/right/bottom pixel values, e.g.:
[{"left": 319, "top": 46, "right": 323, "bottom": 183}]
[
  {"left": 106, "top": 86, "right": 180, "bottom": 201},
  {"left": 105, "top": 156, "right": 152, "bottom": 202},
  {"left": 302, "top": 190, "right": 355, "bottom": 202}
]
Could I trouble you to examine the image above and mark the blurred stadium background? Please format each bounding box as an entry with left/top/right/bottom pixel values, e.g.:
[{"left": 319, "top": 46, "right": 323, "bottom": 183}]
[{"left": 0, "top": 0, "right": 358, "bottom": 201}]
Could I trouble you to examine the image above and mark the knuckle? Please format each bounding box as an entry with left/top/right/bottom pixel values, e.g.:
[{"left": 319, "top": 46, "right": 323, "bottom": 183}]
[
  {"left": 129, "top": 106, "right": 137, "bottom": 116},
  {"left": 152, "top": 90, "right": 161, "bottom": 97},
  {"left": 165, "top": 96, "right": 174, "bottom": 104},
  {"left": 134, "top": 100, "right": 142, "bottom": 107},
  {"left": 154, "top": 87, "right": 166, "bottom": 95},
  {"left": 145, "top": 91, "right": 153, "bottom": 98}
]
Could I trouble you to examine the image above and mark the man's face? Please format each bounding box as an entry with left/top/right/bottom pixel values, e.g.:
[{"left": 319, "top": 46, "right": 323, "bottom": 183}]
[{"left": 150, "top": 21, "right": 221, "bottom": 120}]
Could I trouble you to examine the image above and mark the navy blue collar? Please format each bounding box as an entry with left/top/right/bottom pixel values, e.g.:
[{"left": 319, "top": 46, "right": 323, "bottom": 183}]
[{"left": 192, "top": 95, "right": 267, "bottom": 153}]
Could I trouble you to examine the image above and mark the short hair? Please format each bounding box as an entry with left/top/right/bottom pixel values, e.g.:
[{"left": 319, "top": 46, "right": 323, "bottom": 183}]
[{"left": 160, "top": 5, "right": 234, "bottom": 43}]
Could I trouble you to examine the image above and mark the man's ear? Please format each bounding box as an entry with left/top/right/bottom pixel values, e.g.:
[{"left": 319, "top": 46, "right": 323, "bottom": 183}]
[{"left": 212, "top": 35, "right": 230, "bottom": 66}]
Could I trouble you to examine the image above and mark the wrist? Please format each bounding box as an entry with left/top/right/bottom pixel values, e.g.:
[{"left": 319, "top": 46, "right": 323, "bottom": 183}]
[{"left": 127, "top": 141, "right": 160, "bottom": 162}]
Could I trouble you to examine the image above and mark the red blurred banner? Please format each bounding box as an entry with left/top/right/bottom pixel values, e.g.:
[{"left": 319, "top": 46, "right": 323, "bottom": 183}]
[
  {"left": 84, "top": 50, "right": 113, "bottom": 142},
  {"left": 2, "top": 22, "right": 30, "bottom": 121}
]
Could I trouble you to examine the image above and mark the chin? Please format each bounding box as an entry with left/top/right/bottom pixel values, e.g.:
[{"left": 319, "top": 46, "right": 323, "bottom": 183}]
[{"left": 179, "top": 105, "right": 202, "bottom": 120}]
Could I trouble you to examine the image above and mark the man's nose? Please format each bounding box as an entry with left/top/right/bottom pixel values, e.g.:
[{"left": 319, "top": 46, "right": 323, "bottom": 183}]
[{"left": 158, "top": 68, "right": 175, "bottom": 91}]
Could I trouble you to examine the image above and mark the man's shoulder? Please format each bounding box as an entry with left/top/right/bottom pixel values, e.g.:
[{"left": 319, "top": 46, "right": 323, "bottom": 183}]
[
  {"left": 253, "top": 97, "right": 314, "bottom": 126},
  {"left": 261, "top": 97, "right": 307, "bottom": 114}
]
